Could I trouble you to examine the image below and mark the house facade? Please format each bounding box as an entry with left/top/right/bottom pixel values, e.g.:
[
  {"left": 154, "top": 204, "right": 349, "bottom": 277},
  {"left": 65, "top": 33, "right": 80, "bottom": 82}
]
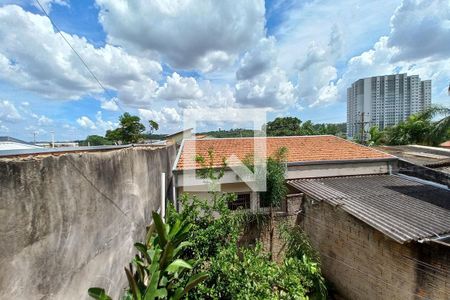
[{"left": 173, "top": 135, "right": 450, "bottom": 299}]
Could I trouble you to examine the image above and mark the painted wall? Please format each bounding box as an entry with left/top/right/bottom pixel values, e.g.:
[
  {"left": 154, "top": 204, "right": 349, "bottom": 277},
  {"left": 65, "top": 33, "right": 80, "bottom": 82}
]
[{"left": 0, "top": 145, "right": 176, "bottom": 299}]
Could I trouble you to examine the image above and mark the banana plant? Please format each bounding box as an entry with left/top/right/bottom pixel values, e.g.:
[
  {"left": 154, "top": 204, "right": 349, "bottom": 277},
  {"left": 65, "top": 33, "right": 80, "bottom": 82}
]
[{"left": 89, "top": 211, "right": 207, "bottom": 300}]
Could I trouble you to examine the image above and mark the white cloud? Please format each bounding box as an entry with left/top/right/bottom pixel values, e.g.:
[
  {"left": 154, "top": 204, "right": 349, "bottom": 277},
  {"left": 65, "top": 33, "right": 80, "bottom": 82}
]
[
  {"left": 0, "top": 5, "right": 162, "bottom": 105},
  {"left": 139, "top": 107, "right": 181, "bottom": 124},
  {"left": 157, "top": 73, "right": 203, "bottom": 100},
  {"left": 236, "top": 37, "right": 277, "bottom": 80},
  {"left": 96, "top": 0, "right": 265, "bottom": 71},
  {"left": 387, "top": 0, "right": 450, "bottom": 62},
  {"left": 100, "top": 98, "right": 119, "bottom": 111},
  {"left": 235, "top": 67, "right": 296, "bottom": 108},
  {"left": 95, "top": 111, "right": 117, "bottom": 131},
  {"left": 338, "top": 35, "right": 450, "bottom": 106},
  {"left": 76, "top": 112, "right": 117, "bottom": 132},
  {"left": 0, "top": 100, "right": 22, "bottom": 122},
  {"left": 0, "top": 120, "right": 9, "bottom": 133},
  {"left": 76, "top": 116, "right": 97, "bottom": 130},
  {"left": 296, "top": 41, "right": 338, "bottom": 107},
  {"left": 37, "top": 115, "right": 53, "bottom": 126},
  {"left": 33, "top": 0, "right": 69, "bottom": 12}
]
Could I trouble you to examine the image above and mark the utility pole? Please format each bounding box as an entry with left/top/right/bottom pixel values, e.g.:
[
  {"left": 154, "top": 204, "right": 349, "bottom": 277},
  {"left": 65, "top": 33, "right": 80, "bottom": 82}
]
[
  {"left": 33, "top": 131, "right": 38, "bottom": 145},
  {"left": 50, "top": 131, "right": 55, "bottom": 148},
  {"left": 354, "top": 111, "right": 371, "bottom": 144},
  {"left": 360, "top": 112, "right": 365, "bottom": 144}
]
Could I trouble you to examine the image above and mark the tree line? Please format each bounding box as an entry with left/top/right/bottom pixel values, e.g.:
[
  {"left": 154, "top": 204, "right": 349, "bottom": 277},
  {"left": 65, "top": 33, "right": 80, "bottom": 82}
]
[
  {"left": 80, "top": 113, "right": 160, "bottom": 146},
  {"left": 367, "top": 106, "right": 450, "bottom": 146}
]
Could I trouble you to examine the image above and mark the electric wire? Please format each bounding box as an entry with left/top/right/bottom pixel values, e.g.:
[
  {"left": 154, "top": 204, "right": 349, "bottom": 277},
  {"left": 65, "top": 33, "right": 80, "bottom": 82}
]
[{"left": 33, "top": 0, "right": 125, "bottom": 113}]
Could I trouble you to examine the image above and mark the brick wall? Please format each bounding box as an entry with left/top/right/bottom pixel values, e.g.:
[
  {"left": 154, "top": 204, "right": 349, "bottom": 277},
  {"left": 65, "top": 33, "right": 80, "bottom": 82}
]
[{"left": 299, "top": 195, "right": 450, "bottom": 300}]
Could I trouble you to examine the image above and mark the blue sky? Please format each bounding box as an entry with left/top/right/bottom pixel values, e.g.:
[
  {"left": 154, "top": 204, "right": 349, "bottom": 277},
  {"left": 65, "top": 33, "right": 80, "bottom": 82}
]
[{"left": 0, "top": 0, "right": 449, "bottom": 141}]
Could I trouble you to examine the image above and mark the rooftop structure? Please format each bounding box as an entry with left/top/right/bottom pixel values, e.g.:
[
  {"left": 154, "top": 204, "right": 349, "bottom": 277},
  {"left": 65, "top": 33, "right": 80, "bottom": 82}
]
[
  {"left": 375, "top": 145, "right": 450, "bottom": 175},
  {"left": 0, "top": 136, "right": 41, "bottom": 151},
  {"left": 175, "top": 135, "right": 393, "bottom": 170},
  {"left": 288, "top": 174, "right": 450, "bottom": 244}
]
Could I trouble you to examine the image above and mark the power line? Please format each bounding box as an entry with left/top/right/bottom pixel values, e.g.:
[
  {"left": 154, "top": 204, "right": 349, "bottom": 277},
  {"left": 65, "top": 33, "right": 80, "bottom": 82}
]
[{"left": 33, "top": 0, "right": 125, "bottom": 113}]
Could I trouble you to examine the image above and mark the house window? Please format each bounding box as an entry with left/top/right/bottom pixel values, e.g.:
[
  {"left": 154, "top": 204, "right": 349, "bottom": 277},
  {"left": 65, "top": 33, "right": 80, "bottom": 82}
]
[
  {"left": 228, "top": 193, "right": 251, "bottom": 210},
  {"left": 259, "top": 193, "right": 270, "bottom": 208}
]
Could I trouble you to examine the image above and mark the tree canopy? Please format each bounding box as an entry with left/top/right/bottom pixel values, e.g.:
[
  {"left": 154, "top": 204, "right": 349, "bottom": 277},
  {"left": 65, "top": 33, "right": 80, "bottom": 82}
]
[
  {"left": 264, "top": 117, "right": 346, "bottom": 137},
  {"left": 369, "top": 106, "right": 450, "bottom": 146},
  {"left": 105, "top": 113, "right": 146, "bottom": 144}
]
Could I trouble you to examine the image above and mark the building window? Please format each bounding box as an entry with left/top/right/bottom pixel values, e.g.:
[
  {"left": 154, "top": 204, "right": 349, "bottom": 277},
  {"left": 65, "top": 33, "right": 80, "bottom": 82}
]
[{"left": 228, "top": 193, "right": 251, "bottom": 210}]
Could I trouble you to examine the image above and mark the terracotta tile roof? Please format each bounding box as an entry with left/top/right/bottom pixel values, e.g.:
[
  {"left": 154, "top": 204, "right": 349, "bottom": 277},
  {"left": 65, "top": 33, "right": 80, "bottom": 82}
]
[
  {"left": 175, "top": 135, "right": 394, "bottom": 170},
  {"left": 440, "top": 140, "right": 450, "bottom": 148}
]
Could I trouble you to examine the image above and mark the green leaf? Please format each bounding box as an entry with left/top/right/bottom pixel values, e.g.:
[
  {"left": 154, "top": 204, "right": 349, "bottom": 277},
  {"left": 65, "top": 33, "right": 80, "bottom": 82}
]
[
  {"left": 125, "top": 267, "right": 142, "bottom": 300},
  {"left": 152, "top": 211, "right": 168, "bottom": 248},
  {"left": 143, "top": 270, "right": 161, "bottom": 300},
  {"left": 145, "top": 223, "right": 155, "bottom": 246},
  {"left": 159, "top": 241, "right": 174, "bottom": 270},
  {"left": 173, "top": 241, "right": 193, "bottom": 257},
  {"left": 183, "top": 272, "right": 208, "bottom": 294},
  {"left": 88, "top": 287, "right": 112, "bottom": 300},
  {"left": 165, "top": 259, "right": 192, "bottom": 273},
  {"left": 168, "top": 218, "right": 181, "bottom": 239}
]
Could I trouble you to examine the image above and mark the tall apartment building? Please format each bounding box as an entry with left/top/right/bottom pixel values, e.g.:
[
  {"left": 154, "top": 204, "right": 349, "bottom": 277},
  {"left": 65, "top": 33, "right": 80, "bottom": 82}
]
[{"left": 347, "top": 73, "right": 431, "bottom": 140}]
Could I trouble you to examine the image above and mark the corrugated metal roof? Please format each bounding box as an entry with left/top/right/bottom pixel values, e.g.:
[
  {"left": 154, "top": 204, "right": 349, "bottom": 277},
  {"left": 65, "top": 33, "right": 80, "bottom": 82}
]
[{"left": 288, "top": 175, "right": 450, "bottom": 244}]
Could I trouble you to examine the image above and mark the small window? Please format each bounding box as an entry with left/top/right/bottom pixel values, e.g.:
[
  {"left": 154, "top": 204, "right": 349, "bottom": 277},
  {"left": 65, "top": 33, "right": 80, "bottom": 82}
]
[{"left": 229, "top": 193, "right": 251, "bottom": 210}]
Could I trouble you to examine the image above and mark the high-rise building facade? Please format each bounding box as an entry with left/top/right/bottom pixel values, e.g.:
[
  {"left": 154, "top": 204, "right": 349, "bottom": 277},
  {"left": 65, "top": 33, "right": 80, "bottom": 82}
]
[{"left": 347, "top": 73, "right": 431, "bottom": 140}]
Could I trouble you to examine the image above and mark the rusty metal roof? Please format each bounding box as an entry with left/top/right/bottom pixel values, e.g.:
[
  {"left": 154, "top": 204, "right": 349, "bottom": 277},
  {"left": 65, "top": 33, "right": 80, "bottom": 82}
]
[{"left": 288, "top": 175, "right": 450, "bottom": 244}]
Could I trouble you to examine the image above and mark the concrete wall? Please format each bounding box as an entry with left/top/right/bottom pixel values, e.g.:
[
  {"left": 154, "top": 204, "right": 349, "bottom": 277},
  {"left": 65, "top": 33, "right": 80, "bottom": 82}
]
[
  {"left": 299, "top": 196, "right": 450, "bottom": 299},
  {"left": 0, "top": 145, "right": 176, "bottom": 300}
]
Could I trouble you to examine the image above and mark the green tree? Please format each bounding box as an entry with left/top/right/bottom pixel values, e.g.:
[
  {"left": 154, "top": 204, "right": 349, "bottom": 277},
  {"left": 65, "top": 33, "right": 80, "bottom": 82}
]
[
  {"left": 266, "top": 117, "right": 302, "bottom": 136},
  {"left": 368, "top": 126, "right": 385, "bottom": 146},
  {"left": 380, "top": 106, "right": 450, "bottom": 146},
  {"left": 300, "top": 120, "right": 315, "bottom": 135},
  {"left": 82, "top": 135, "right": 113, "bottom": 146},
  {"left": 261, "top": 147, "right": 289, "bottom": 258},
  {"left": 106, "top": 113, "right": 146, "bottom": 144},
  {"left": 149, "top": 120, "right": 159, "bottom": 135}
]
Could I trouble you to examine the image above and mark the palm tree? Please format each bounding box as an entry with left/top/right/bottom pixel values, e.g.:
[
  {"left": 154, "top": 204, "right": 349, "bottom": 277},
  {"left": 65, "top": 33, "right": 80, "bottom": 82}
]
[
  {"left": 386, "top": 106, "right": 450, "bottom": 146},
  {"left": 428, "top": 106, "right": 450, "bottom": 144}
]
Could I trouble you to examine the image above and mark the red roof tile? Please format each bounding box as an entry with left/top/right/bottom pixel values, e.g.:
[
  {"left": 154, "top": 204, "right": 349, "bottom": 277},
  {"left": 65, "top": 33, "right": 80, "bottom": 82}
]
[{"left": 175, "top": 135, "right": 394, "bottom": 170}]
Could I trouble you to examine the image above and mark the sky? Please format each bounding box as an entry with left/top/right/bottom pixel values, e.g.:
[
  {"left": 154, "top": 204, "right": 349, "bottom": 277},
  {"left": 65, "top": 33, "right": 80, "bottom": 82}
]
[{"left": 0, "top": 0, "right": 449, "bottom": 141}]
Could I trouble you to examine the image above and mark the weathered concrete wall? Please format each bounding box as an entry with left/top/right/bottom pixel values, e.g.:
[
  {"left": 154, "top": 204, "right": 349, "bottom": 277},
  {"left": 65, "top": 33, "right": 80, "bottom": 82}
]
[
  {"left": 0, "top": 145, "right": 176, "bottom": 300},
  {"left": 299, "top": 196, "right": 450, "bottom": 299}
]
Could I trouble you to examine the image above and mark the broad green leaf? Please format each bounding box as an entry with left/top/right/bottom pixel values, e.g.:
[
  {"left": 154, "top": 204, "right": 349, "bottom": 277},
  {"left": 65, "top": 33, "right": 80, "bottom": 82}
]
[
  {"left": 159, "top": 241, "right": 174, "bottom": 270},
  {"left": 135, "top": 243, "right": 150, "bottom": 262},
  {"left": 173, "top": 241, "right": 193, "bottom": 257},
  {"left": 145, "top": 223, "right": 155, "bottom": 246},
  {"left": 125, "top": 267, "right": 142, "bottom": 300},
  {"left": 88, "top": 287, "right": 112, "bottom": 300},
  {"left": 143, "top": 270, "right": 160, "bottom": 300},
  {"left": 165, "top": 259, "right": 192, "bottom": 273},
  {"left": 152, "top": 211, "right": 168, "bottom": 248},
  {"left": 168, "top": 218, "right": 181, "bottom": 239},
  {"left": 183, "top": 272, "right": 208, "bottom": 294}
]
